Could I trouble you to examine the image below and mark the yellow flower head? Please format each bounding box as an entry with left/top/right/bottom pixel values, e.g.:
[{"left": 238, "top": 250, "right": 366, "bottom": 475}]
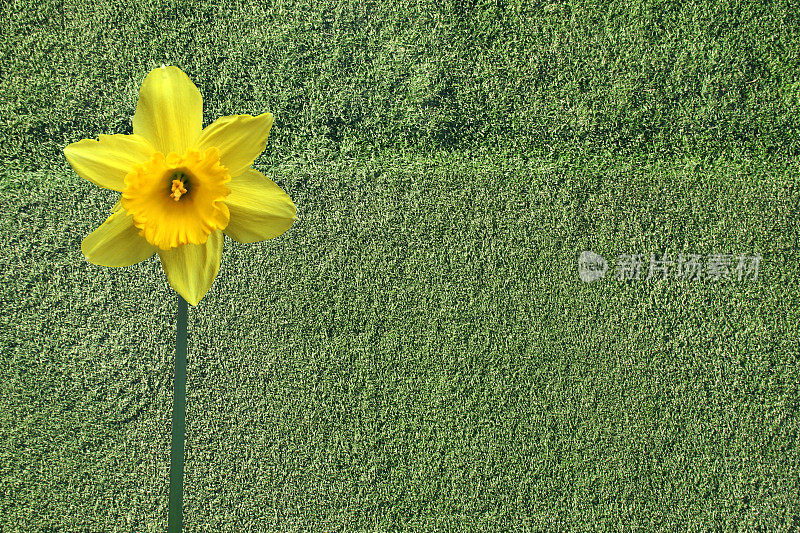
[{"left": 64, "top": 66, "right": 297, "bottom": 305}]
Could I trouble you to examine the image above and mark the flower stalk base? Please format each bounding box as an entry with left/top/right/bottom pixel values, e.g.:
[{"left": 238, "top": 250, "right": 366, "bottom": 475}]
[{"left": 168, "top": 294, "right": 188, "bottom": 532}]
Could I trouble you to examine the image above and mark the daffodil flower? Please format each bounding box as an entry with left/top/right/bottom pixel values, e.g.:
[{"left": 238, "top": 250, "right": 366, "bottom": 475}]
[{"left": 64, "top": 66, "right": 296, "bottom": 305}]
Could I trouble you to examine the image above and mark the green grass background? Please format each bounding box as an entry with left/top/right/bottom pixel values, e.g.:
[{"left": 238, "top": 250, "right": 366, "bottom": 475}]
[{"left": 2, "top": 0, "right": 800, "bottom": 530}]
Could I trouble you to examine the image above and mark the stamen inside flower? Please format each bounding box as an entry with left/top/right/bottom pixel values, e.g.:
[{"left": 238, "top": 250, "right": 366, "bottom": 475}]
[
  {"left": 121, "top": 147, "right": 231, "bottom": 250},
  {"left": 170, "top": 174, "right": 189, "bottom": 201}
]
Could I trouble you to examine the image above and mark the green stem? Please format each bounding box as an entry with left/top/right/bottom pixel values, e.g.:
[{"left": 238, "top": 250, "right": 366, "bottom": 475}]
[{"left": 168, "top": 294, "right": 188, "bottom": 532}]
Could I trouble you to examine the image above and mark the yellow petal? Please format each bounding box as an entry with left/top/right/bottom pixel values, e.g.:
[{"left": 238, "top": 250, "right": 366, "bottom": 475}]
[
  {"left": 223, "top": 168, "right": 296, "bottom": 243},
  {"left": 64, "top": 134, "right": 154, "bottom": 191},
  {"left": 157, "top": 229, "right": 223, "bottom": 306},
  {"left": 82, "top": 200, "right": 157, "bottom": 266},
  {"left": 196, "top": 113, "right": 273, "bottom": 177},
  {"left": 133, "top": 66, "right": 203, "bottom": 155}
]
